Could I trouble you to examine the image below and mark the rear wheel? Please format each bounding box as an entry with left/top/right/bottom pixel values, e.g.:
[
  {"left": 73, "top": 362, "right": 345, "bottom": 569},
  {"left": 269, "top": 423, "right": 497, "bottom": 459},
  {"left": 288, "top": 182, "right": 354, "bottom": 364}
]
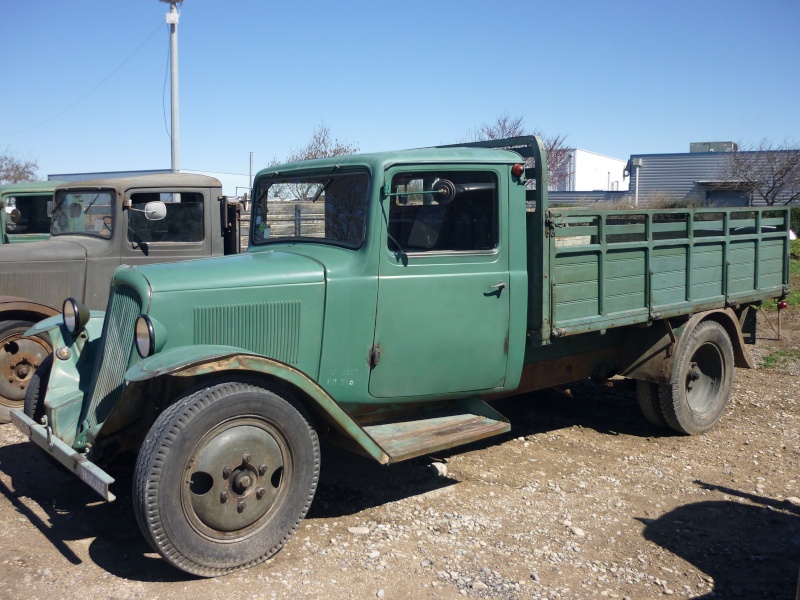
[
  {"left": 635, "top": 380, "right": 668, "bottom": 428},
  {"left": 132, "top": 378, "right": 320, "bottom": 577},
  {"left": 0, "top": 320, "right": 51, "bottom": 423},
  {"left": 659, "top": 321, "right": 734, "bottom": 435}
]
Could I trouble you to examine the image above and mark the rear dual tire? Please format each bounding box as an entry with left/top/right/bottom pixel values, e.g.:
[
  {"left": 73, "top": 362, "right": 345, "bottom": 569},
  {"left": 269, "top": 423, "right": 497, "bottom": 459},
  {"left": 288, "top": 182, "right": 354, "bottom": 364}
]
[{"left": 636, "top": 321, "right": 734, "bottom": 435}]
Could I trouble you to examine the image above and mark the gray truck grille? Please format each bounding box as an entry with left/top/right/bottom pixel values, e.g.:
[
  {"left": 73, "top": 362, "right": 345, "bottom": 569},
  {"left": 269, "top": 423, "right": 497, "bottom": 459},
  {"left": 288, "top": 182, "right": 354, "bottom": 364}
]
[{"left": 81, "top": 285, "right": 142, "bottom": 431}]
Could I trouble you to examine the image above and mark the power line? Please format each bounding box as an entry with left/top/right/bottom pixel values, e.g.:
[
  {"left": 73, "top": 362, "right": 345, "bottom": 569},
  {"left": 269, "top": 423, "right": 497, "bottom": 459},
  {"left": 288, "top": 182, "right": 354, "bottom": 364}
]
[{"left": 0, "top": 23, "right": 163, "bottom": 137}]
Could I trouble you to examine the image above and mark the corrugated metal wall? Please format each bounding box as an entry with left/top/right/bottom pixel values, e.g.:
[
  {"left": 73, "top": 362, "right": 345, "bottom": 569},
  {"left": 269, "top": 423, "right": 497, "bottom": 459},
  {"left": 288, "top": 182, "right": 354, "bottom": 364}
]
[{"left": 629, "top": 152, "right": 733, "bottom": 203}]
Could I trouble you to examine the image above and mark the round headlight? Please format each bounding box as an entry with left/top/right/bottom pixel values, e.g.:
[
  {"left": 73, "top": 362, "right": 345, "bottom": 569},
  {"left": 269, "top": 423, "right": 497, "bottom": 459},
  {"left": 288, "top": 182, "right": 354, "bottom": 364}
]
[
  {"left": 63, "top": 297, "right": 90, "bottom": 335},
  {"left": 135, "top": 315, "right": 155, "bottom": 358}
]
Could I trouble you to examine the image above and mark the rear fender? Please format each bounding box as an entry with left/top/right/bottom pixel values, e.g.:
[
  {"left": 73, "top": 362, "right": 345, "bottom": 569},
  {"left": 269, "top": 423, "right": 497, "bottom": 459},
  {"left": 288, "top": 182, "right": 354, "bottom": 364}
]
[
  {"left": 123, "top": 345, "right": 389, "bottom": 464},
  {"left": 620, "top": 308, "right": 752, "bottom": 383}
]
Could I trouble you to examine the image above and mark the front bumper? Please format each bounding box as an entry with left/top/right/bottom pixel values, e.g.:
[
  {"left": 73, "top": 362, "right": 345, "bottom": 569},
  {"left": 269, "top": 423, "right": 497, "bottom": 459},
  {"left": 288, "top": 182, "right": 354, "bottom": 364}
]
[{"left": 10, "top": 408, "right": 115, "bottom": 501}]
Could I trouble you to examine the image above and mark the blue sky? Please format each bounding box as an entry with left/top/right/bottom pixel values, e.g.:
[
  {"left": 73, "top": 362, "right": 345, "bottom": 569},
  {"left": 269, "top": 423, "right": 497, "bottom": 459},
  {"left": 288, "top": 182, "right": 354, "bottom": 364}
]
[{"left": 1, "top": 1, "right": 798, "bottom": 180}]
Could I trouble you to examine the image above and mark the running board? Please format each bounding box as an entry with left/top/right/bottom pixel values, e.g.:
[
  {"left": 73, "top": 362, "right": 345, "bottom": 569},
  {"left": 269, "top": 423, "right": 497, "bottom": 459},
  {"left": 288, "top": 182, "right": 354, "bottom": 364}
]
[{"left": 358, "top": 398, "right": 510, "bottom": 463}]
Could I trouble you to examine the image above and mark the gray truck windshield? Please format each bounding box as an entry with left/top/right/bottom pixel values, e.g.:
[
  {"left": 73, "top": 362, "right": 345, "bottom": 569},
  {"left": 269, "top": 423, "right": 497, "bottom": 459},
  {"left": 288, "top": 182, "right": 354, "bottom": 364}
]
[
  {"left": 52, "top": 190, "right": 114, "bottom": 239},
  {"left": 252, "top": 172, "right": 369, "bottom": 248}
]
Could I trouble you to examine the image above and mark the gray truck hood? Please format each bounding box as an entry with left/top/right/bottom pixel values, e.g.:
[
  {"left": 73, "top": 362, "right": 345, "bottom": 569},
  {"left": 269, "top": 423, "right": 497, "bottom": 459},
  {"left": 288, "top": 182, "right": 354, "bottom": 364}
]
[{"left": 0, "top": 238, "right": 87, "bottom": 263}]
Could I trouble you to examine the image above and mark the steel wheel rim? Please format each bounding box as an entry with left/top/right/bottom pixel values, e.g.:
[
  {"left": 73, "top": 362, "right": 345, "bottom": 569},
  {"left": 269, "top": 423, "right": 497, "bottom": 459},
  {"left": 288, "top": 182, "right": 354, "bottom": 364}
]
[
  {"left": 0, "top": 333, "right": 49, "bottom": 406},
  {"left": 685, "top": 342, "right": 725, "bottom": 416},
  {"left": 181, "top": 416, "right": 290, "bottom": 541}
]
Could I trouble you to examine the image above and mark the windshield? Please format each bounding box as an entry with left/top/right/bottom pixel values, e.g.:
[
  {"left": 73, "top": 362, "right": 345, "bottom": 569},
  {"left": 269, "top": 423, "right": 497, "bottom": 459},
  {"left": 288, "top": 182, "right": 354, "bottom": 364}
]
[
  {"left": 252, "top": 171, "right": 369, "bottom": 248},
  {"left": 52, "top": 190, "right": 114, "bottom": 239}
]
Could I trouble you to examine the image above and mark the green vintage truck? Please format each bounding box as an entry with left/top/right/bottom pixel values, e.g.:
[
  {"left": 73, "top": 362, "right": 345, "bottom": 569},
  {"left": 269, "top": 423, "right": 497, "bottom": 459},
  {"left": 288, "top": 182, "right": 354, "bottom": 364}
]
[
  {"left": 10, "top": 137, "right": 791, "bottom": 576},
  {"left": 0, "top": 173, "right": 241, "bottom": 422},
  {"left": 1, "top": 180, "right": 65, "bottom": 244}
]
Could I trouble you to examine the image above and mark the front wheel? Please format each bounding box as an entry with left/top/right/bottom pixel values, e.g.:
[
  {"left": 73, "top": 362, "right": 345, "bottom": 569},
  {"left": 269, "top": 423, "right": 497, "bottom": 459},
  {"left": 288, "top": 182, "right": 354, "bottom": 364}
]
[
  {"left": 0, "top": 320, "right": 51, "bottom": 423},
  {"left": 659, "top": 321, "right": 734, "bottom": 435},
  {"left": 132, "top": 378, "right": 320, "bottom": 577},
  {"left": 24, "top": 353, "right": 54, "bottom": 425}
]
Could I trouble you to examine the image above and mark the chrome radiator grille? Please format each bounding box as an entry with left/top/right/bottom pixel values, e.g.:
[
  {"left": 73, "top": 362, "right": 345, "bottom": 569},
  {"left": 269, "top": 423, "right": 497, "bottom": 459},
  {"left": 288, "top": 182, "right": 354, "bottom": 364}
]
[{"left": 81, "top": 285, "right": 142, "bottom": 431}]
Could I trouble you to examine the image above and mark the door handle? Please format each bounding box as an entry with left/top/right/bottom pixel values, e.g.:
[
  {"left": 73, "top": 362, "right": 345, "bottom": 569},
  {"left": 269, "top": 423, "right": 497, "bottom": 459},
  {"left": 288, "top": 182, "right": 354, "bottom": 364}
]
[{"left": 488, "top": 281, "right": 506, "bottom": 290}]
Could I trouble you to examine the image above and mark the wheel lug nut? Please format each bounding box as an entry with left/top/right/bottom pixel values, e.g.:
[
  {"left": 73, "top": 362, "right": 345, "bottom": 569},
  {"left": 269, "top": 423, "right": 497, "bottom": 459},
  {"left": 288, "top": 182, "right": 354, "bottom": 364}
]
[
  {"left": 220, "top": 491, "right": 229, "bottom": 503},
  {"left": 258, "top": 464, "right": 268, "bottom": 475},
  {"left": 243, "top": 453, "right": 251, "bottom": 463},
  {"left": 256, "top": 487, "right": 265, "bottom": 499},
  {"left": 237, "top": 500, "right": 246, "bottom": 512},
  {"left": 222, "top": 466, "right": 231, "bottom": 479}
]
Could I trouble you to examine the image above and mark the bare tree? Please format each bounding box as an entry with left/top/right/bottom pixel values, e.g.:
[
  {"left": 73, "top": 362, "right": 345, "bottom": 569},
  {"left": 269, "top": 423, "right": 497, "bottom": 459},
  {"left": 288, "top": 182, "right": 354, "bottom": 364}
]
[
  {"left": 466, "top": 114, "right": 570, "bottom": 190},
  {"left": 0, "top": 149, "right": 38, "bottom": 184},
  {"left": 727, "top": 139, "right": 800, "bottom": 205},
  {"left": 273, "top": 123, "right": 359, "bottom": 165}
]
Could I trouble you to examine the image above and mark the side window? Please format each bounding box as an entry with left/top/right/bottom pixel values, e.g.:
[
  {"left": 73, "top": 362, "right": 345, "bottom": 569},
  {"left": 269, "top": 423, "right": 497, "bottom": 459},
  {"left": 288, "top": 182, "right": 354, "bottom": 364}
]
[
  {"left": 387, "top": 171, "right": 498, "bottom": 252},
  {"left": 127, "top": 191, "right": 204, "bottom": 243}
]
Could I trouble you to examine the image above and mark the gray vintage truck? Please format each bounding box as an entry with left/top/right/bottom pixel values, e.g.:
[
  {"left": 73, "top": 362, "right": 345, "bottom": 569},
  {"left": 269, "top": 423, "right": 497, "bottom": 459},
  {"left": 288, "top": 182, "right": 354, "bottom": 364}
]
[
  {"left": 10, "top": 137, "right": 791, "bottom": 576},
  {"left": 0, "top": 172, "right": 241, "bottom": 422}
]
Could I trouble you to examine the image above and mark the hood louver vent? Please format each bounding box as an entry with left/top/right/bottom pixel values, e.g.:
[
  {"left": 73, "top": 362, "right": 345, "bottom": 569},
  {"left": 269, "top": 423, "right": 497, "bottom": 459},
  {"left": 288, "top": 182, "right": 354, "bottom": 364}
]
[
  {"left": 194, "top": 301, "right": 301, "bottom": 365},
  {"left": 0, "top": 271, "right": 70, "bottom": 309}
]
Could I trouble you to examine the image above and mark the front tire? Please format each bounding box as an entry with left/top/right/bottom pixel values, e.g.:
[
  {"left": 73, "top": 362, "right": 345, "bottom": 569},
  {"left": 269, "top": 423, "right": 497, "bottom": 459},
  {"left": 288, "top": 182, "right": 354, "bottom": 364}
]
[
  {"left": 0, "top": 320, "right": 51, "bottom": 423},
  {"left": 132, "top": 378, "right": 320, "bottom": 577},
  {"left": 659, "top": 321, "right": 734, "bottom": 435},
  {"left": 23, "top": 353, "right": 53, "bottom": 425}
]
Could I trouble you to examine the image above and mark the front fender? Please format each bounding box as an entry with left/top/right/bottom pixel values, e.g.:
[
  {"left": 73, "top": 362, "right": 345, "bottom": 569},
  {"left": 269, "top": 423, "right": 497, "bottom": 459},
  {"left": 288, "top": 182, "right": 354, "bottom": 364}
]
[
  {"left": 29, "top": 311, "right": 107, "bottom": 445},
  {"left": 126, "top": 346, "right": 389, "bottom": 464}
]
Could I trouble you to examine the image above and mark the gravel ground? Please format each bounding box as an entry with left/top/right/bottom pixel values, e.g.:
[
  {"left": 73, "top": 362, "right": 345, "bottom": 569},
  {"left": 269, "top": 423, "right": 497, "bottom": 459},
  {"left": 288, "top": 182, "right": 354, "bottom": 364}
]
[{"left": 0, "top": 308, "right": 798, "bottom": 600}]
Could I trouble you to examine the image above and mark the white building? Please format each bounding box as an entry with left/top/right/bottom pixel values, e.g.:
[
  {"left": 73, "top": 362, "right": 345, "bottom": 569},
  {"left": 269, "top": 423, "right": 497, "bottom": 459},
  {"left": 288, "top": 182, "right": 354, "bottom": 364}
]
[{"left": 554, "top": 149, "right": 629, "bottom": 192}]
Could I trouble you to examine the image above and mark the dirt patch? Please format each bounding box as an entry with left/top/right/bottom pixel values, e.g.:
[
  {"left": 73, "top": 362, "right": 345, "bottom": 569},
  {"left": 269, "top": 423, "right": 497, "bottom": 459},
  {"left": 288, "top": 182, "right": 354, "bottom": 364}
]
[{"left": 1, "top": 309, "right": 798, "bottom": 599}]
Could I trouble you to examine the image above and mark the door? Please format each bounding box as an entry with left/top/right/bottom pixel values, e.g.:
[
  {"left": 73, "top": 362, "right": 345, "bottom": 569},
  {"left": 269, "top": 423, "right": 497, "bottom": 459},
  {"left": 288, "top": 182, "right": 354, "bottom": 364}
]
[{"left": 369, "top": 167, "right": 510, "bottom": 398}]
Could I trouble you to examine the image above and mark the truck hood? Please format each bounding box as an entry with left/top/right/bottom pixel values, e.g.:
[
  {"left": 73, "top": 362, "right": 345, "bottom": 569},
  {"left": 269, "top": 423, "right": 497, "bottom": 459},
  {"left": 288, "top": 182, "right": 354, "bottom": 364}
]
[
  {"left": 0, "top": 238, "right": 86, "bottom": 263},
  {"left": 127, "top": 250, "right": 325, "bottom": 294},
  {"left": 0, "top": 238, "right": 88, "bottom": 312},
  {"left": 113, "top": 250, "right": 327, "bottom": 378}
]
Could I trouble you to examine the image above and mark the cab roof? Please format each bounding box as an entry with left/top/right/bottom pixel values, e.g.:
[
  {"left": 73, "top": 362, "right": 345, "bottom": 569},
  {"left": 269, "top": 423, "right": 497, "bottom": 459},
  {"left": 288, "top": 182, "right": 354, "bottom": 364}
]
[
  {"left": 257, "top": 145, "right": 530, "bottom": 181},
  {"left": 53, "top": 172, "right": 222, "bottom": 192},
  {"left": 0, "top": 180, "right": 67, "bottom": 195}
]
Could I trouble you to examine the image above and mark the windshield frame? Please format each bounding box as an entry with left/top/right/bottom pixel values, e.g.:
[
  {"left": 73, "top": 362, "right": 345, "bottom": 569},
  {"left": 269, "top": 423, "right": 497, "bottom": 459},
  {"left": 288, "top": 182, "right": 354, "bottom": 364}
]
[
  {"left": 51, "top": 188, "right": 116, "bottom": 240},
  {"left": 251, "top": 169, "right": 371, "bottom": 250}
]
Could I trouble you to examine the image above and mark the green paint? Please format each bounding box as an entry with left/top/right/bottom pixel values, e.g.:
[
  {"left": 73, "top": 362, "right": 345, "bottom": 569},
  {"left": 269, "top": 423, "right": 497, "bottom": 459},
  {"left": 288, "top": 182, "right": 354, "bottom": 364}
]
[{"left": 14, "top": 137, "right": 793, "bottom": 501}]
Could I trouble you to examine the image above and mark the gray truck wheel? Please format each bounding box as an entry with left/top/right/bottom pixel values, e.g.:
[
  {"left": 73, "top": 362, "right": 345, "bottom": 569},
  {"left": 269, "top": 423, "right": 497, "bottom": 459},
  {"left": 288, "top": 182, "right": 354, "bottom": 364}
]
[
  {"left": 659, "top": 321, "right": 734, "bottom": 435},
  {"left": 0, "top": 320, "right": 51, "bottom": 424},
  {"left": 635, "top": 380, "right": 668, "bottom": 428},
  {"left": 23, "top": 353, "right": 53, "bottom": 425},
  {"left": 132, "top": 378, "right": 320, "bottom": 577}
]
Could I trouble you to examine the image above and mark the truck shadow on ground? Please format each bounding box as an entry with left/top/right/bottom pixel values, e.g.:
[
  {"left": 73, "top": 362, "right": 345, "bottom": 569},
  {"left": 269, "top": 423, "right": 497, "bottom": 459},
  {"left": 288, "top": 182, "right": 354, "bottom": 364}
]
[
  {"left": 310, "top": 381, "right": 664, "bottom": 520},
  {"left": 0, "top": 382, "right": 672, "bottom": 582},
  {"left": 639, "top": 481, "right": 800, "bottom": 599},
  {"left": 0, "top": 439, "right": 193, "bottom": 583}
]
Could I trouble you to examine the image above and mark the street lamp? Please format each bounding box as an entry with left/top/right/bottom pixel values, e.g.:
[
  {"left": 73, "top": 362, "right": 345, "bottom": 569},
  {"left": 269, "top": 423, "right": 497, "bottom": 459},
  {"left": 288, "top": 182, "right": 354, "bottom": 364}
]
[{"left": 160, "top": 0, "right": 184, "bottom": 172}]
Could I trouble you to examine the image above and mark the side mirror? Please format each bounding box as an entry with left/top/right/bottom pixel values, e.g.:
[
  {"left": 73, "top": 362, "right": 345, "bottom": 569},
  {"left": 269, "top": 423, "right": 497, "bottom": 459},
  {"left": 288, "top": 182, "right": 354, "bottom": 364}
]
[
  {"left": 140, "top": 201, "right": 167, "bottom": 220},
  {"left": 432, "top": 179, "right": 457, "bottom": 204},
  {"left": 123, "top": 198, "right": 167, "bottom": 220},
  {"left": 9, "top": 208, "right": 21, "bottom": 224}
]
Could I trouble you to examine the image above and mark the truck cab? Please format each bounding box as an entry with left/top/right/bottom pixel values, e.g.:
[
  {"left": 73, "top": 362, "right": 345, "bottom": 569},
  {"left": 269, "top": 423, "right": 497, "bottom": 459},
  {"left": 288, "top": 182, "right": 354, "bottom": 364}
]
[{"left": 0, "top": 180, "right": 65, "bottom": 244}]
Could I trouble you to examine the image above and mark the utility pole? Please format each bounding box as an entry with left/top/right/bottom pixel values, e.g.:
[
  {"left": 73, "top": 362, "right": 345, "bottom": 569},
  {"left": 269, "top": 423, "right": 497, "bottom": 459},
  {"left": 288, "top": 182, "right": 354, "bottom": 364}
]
[{"left": 161, "top": 0, "right": 183, "bottom": 172}]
